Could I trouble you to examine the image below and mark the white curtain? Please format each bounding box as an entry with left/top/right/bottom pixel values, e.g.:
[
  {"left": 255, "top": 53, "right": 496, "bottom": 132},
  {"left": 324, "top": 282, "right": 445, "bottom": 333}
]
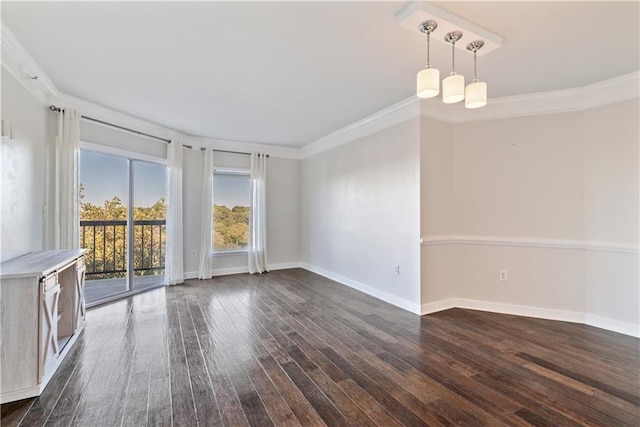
[
  {"left": 198, "top": 149, "right": 214, "bottom": 279},
  {"left": 248, "top": 153, "right": 268, "bottom": 274},
  {"left": 165, "top": 140, "right": 184, "bottom": 285},
  {"left": 55, "top": 109, "right": 81, "bottom": 250}
]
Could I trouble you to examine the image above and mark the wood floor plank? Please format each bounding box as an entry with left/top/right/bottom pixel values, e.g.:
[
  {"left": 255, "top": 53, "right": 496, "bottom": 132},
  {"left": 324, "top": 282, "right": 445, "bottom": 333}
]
[
  {"left": 244, "top": 363, "right": 301, "bottom": 427},
  {"left": 3, "top": 269, "right": 638, "bottom": 427},
  {"left": 336, "top": 378, "right": 405, "bottom": 427},
  {"left": 0, "top": 399, "right": 34, "bottom": 427}
]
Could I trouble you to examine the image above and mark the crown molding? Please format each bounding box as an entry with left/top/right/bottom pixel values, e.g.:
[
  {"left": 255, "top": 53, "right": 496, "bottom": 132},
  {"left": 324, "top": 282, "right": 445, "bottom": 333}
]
[
  {"left": 583, "top": 71, "right": 640, "bottom": 110},
  {"left": 1, "top": 23, "right": 59, "bottom": 104},
  {"left": 445, "top": 71, "right": 640, "bottom": 123},
  {"left": 302, "top": 72, "right": 639, "bottom": 158},
  {"left": 300, "top": 97, "right": 421, "bottom": 159}
]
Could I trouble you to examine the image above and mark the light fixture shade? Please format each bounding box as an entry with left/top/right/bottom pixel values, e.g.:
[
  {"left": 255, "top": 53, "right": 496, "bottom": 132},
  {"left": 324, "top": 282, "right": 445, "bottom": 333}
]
[
  {"left": 417, "top": 67, "right": 440, "bottom": 98},
  {"left": 442, "top": 74, "right": 465, "bottom": 103},
  {"left": 465, "top": 81, "right": 487, "bottom": 108}
]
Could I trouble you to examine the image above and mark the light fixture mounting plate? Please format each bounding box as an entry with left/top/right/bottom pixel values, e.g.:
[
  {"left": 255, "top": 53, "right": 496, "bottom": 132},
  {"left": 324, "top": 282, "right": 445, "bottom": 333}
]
[
  {"left": 418, "top": 20, "right": 438, "bottom": 34},
  {"left": 466, "top": 40, "right": 484, "bottom": 52},
  {"left": 444, "top": 31, "right": 462, "bottom": 44},
  {"left": 397, "top": 2, "right": 503, "bottom": 56}
]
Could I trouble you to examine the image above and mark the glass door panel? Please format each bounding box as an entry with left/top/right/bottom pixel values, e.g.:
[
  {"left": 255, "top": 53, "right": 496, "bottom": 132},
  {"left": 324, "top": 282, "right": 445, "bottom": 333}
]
[
  {"left": 79, "top": 151, "right": 129, "bottom": 305},
  {"left": 132, "top": 160, "right": 166, "bottom": 291}
]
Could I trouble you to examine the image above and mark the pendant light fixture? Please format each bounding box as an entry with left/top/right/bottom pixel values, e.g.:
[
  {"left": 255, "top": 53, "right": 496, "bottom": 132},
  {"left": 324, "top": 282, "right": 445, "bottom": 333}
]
[
  {"left": 442, "top": 31, "right": 465, "bottom": 104},
  {"left": 416, "top": 20, "right": 440, "bottom": 99},
  {"left": 465, "top": 40, "right": 487, "bottom": 108}
]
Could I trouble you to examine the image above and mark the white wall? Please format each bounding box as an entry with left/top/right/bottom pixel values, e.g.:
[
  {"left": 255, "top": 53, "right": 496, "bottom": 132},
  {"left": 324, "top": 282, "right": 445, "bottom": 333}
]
[
  {"left": 420, "top": 117, "right": 455, "bottom": 305},
  {"left": 301, "top": 120, "right": 421, "bottom": 313},
  {"left": 266, "top": 157, "right": 301, "bottom": 266},
  {"left": 450, "top": 110, "right": 587, "bottom": 313},
  {"left": 420, "top": 99, "right": 639, "bottom": 335},
  {"left": 0, "top": 71, "right": 47, "bottom": 262},
  {"left": 583, "top": 99, "right": 639, "bottom": 327}
]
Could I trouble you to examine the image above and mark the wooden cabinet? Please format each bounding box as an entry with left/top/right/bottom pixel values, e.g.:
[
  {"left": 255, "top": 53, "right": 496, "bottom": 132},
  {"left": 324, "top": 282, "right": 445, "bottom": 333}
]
[{"left": 0, "top": 250, "right": 87, "bottom": 404}]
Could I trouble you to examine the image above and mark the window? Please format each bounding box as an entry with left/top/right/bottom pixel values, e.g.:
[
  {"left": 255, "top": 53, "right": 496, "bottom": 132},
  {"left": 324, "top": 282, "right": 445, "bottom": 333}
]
[{"left": 213, "top": 170, "right": 250, "bottom": 252}]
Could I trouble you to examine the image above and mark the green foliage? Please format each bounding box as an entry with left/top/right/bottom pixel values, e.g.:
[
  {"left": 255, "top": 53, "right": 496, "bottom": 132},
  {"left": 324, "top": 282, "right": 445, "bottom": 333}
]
[
  {"left": 213, "top": 205, "right": 249, "bottom": 250},
  {"left": 80, "top": 187, "right": 167, "bottom": 280},
  {"left": 79, "top": 184, "right": 251, "bottom": 280}
]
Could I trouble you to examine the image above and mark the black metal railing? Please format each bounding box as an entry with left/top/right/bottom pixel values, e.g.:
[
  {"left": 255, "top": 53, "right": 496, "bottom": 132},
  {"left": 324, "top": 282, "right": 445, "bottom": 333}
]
[{"left": 80, "top": 220, "right": 166, "bottom": 279}]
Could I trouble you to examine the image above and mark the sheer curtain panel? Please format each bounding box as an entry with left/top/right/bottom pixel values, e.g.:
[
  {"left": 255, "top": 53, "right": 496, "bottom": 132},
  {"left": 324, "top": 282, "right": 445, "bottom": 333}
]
[
  {"left": 55, "top": 109, "right": 80, "bottom": 249},
  {"left": 165, "top": 140, "right": 184, "bottom": 285},
  {"left": 198, "top": 149, "right": 214, "bottom": 279},
  {"left": 248, "top": 153, "right": 268, "bottom": 274}
]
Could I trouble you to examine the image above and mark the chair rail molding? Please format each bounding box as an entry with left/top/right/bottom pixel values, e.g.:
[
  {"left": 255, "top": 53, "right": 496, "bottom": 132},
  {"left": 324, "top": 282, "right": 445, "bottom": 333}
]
[{"left": 420, "top": 235, "right": 640, "bottom": 254}]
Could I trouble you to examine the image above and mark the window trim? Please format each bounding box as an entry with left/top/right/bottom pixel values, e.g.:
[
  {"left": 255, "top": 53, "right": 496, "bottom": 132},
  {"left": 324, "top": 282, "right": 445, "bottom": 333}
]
[
  {"left": 211, "top": 249, "right": 248, "bottom": 257},
  {"left": 80, "top": 141, "right": 166, "bottom": 165}
]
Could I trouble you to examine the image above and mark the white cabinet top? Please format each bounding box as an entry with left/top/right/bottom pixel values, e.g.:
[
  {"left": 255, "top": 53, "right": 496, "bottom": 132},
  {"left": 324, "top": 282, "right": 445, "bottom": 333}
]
[{"left": 0, "top": 250, "right": 87, "bottom": 280}]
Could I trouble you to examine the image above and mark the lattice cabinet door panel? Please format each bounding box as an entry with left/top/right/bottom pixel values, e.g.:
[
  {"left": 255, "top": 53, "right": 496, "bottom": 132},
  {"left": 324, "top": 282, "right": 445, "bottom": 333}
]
[
  {"left": 39, "top": 274, "right": 60, "bottom": 382},
  {"left": 75, "top": 257, "right": 86, "bottom": 329}
]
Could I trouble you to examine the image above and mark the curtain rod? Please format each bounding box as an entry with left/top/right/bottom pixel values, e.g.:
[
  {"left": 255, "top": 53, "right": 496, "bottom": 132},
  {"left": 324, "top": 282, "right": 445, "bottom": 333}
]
[
  {"left": 48, "top": 105, "right": 193, "bottom": 149},
  {"left": 200, "top": 147, "right": 269, "bottom": 157}
]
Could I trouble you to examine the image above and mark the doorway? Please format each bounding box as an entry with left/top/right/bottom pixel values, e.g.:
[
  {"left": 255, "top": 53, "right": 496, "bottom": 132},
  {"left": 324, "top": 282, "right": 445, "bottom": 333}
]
[{"left": 79, "top": 150, "right": 166, "bottom": 306}]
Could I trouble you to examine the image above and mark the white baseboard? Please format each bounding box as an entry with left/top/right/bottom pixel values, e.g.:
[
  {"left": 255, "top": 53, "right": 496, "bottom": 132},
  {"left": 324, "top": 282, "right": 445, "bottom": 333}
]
[
  {"left": 454, "top": 298, "right": 586, "bottom": 324},
  {"left": 421, "top": 298, "right": 639, "bottom": 338},
  {"left": 184, "top": 262, "right": 302, "bottom": 280},
  {"left": 584, "top": 314, "right": 640, "bottom": 338},
  {"left": 184, "top": 271, "right": 199, "bottom": 280},
  {"left": 421, "top": 298, "right": 458, "bottom": 315},
  {"left": 269, "top": 262, "right": 303, "bottom": 271},
  {"left": 301, "top": 263, "right": 421, "bottom": 314}
]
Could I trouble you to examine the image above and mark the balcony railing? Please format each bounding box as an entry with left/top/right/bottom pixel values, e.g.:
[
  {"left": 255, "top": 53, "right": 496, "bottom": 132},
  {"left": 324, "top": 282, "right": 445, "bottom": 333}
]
[{"left": 80, "top": 220, "right": 166, "bottom": 279}]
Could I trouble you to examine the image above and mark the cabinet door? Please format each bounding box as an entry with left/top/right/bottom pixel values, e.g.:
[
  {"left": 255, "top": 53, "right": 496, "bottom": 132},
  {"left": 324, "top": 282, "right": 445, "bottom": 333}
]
[
  {"left": 75, "top": 257, "right": 86, "bottom": 329},
  {"left": 40, "top": 275, "right": 60, "bottom": 381}
]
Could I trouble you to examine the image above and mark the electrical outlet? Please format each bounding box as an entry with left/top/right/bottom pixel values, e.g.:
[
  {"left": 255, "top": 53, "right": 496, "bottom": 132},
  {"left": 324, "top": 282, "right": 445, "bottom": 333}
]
[
  {"left": 395, "top": 265, "right": 400, "bottom": 275},
  {"left": 499, "top": 270, "right": 508, "bottom": 281},
  {"left": 191, "top": 250, "right": 197, "bottom": 258}
]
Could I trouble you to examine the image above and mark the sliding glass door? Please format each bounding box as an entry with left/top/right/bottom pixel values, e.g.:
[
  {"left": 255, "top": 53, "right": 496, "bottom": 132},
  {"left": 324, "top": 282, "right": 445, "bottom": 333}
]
[
  {"left": 131, "top": 160, "right": 166, "bottom": 291},
  {"left": 80, "top": 150, "right": 166, "bottom": 306}
]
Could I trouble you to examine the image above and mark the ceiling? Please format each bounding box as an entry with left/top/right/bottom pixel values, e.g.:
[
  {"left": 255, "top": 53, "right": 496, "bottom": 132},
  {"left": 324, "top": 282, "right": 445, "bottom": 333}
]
[{"left": 2, "top": 1, "right": 639, "bottom": 147}]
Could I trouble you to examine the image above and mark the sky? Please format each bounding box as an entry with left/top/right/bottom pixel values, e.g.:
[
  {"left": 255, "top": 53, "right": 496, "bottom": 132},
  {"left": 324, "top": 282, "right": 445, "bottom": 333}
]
[
  {"left": 213, "top": 172, "right": 250, "bottom": 208},
  {"left": 80, "top": 151, "right": 249, "bottom": 209}
]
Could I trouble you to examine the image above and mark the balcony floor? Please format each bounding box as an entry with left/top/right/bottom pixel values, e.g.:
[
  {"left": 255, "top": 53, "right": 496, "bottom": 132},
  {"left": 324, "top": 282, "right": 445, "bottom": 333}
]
[{"left": 85, "top": 274, "right": 164, "bottom": 306}]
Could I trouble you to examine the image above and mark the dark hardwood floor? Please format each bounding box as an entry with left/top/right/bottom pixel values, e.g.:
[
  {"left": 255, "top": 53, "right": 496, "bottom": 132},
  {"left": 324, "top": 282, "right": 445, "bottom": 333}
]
[{"left": 2, "top": 268, "right": 639, "bottom": 426}]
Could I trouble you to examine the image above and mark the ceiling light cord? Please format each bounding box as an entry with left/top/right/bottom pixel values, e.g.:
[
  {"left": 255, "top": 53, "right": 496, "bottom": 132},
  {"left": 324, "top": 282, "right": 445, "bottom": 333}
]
[
  {"left": 466, "top": 40, "right": 484, "bottom": 83},
  {"left": 426, "top": 32, "right": 431, "bottom": 68},
  {"left": 473, "top": 49, "right": 478, "bottom": 82},
  {"left": 450, "top": 39, "right": 456, "bottom": 75}
]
